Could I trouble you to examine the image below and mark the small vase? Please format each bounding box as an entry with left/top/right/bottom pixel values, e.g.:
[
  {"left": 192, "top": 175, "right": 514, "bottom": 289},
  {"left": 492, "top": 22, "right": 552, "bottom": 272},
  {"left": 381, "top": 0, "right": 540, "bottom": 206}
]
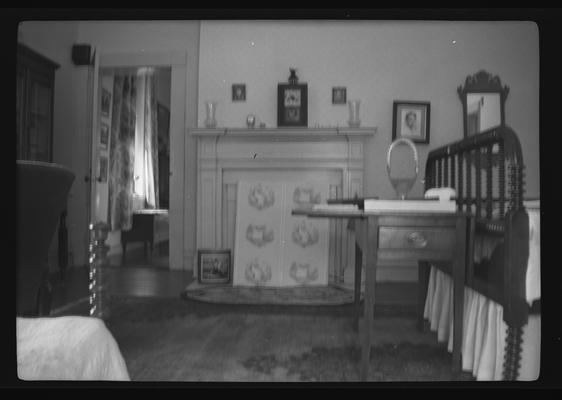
[
  {"left": 204, "top": 101, "right": 217, "bottom": 128},
  {"left": 348, "top": 100, "right": 361, "bottom": 128},
  {"left": 246, "top": 114, "right": 256, "bottom": 128}
]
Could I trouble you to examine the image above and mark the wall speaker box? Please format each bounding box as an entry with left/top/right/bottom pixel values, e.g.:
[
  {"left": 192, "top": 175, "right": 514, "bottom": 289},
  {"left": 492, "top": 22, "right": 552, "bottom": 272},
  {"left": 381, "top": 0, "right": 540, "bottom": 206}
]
[{"left": 71, "top": 44, "right": 92, "bottom": 66}]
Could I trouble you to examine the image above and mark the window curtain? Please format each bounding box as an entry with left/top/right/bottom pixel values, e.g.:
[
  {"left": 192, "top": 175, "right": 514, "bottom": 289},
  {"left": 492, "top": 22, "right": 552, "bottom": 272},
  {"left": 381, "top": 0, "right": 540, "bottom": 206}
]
[
  {"left": 108, "top": 74, "right": 137, "bottom": 231},
  {"left": 141, "top": 70, "right": 159, "bottom": 209}
]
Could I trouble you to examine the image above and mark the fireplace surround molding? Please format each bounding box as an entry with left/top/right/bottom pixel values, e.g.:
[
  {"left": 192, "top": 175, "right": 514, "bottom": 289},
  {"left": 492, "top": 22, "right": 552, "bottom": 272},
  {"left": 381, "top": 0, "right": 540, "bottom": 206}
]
[{"left": 191, "top": 127, "right": 376, "bottom": 287}]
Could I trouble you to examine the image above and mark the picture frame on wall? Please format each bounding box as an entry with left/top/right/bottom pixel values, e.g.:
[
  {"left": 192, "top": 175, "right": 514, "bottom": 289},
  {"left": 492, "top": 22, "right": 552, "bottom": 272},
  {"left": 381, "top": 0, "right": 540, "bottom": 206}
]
[
  {"left": 100, "top": 122, "right": 109, "bottom": 149},
  {"left": 98, "top": 156, "right": 108, "bottom": 183},
  {"left": 332, "top": 87, "right": 347, "bottom": 105},
  {"left": 392, "top": 101, "right": 430, "bottom": 144},
  {"left": 277, "top": 83, "right": 308, "bottom": 127},
  {"left": 232, "top": 84, "right": 246, "bottom": 102},
  {"left": 101, "top": 88, "right": 111, "bottom": 117},
  {"left": 197, "top": 249, "right": 231, "bottom": 284}
]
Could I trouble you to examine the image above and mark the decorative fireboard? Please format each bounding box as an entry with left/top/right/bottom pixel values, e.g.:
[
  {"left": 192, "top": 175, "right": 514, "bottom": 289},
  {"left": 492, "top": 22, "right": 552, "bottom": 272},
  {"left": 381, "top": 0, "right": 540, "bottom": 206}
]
[{"left": 192, "top": 127, "right": 376, "bottom": 288}]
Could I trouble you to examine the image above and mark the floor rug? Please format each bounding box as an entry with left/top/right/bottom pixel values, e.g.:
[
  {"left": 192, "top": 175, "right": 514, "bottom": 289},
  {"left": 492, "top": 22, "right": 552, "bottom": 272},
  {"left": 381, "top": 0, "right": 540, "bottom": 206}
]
[
  {"left": 182, "top": 282, "right": 360, "bottom": 306},
  {"left": 54, "top": 296, "right": 474, "bottom": 382}
]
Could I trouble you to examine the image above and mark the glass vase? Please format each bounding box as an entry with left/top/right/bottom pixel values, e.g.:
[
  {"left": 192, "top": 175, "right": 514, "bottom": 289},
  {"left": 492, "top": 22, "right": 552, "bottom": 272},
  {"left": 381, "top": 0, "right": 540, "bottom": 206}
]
[
  {"left": 348, "top": 100, "right": 361, "bottom": 128},
  {"left": 204, "top": 101, "right": 217, "bottom": 128}
]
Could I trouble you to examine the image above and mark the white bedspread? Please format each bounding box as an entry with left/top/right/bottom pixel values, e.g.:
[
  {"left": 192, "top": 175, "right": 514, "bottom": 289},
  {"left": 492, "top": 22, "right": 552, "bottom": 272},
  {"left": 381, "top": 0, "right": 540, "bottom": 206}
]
[
  {"left": 424, "top": 267, "right": 540, "bottom": 381},
  {"left": 424, "top": 200, "right": 541, "bottom": 380},
  {"left": 17, "top": 316, "right": 130, "bottom": 381}
]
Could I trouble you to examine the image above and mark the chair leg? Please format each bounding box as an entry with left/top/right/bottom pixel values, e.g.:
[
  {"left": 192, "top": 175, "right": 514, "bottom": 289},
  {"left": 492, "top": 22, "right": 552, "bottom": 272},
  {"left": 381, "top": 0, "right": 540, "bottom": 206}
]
[
  {"left": 36, "top": 267, "right": 52, "bottom": 317},
  {"left": 122, "top": 241, "right": 127, "bottom": 266}
]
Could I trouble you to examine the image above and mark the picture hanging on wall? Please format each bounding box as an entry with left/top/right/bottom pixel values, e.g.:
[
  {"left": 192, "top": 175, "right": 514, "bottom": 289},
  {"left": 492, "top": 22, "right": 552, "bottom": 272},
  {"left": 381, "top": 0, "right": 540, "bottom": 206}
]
[
  {"left": 232, "top": 84, "right": 246, "bottom": 101},
  {"left": 100, "top": 123, "right": 109, "bottom": 149},
  {"left": 392, "top": 101, "right": 430, "bottom": 144},
  {"left": 332, "top": 87, "right": 347, "bottom": 105},
  {"left": 277, "top": 69, "right": 307, "bottom": 127},
  {"left": 101, "top": 88, "right": 111, "bottom": 117},
  {"left": 98, "top": 156, "right": 108, "bottom": 183}
]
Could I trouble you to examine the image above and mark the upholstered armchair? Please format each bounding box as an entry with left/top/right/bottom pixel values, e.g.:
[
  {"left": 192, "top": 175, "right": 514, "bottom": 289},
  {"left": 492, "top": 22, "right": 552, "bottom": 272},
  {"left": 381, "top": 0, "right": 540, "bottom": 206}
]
[{"left": 16, "top": 160, "right": 74, "bottom": 316}]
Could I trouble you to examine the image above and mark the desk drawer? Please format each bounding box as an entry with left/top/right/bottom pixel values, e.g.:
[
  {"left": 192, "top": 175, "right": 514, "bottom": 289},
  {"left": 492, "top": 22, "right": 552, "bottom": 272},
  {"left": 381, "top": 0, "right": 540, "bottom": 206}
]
[{"left": 378, "top": 227, "right": 456, "bottom": 251}]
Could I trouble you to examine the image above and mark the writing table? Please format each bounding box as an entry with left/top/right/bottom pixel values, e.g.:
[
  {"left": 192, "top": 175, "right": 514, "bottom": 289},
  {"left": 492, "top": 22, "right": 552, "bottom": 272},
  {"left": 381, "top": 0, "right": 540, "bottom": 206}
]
[{"left": 292, "top": 207, "right": 472, "bottom": 380}]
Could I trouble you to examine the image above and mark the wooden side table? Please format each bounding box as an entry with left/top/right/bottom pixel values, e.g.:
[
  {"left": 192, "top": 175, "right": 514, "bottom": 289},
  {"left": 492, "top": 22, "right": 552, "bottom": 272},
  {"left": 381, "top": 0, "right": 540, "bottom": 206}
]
[{"left": 293, "top": 208, "right": 471, "bottom": 381}]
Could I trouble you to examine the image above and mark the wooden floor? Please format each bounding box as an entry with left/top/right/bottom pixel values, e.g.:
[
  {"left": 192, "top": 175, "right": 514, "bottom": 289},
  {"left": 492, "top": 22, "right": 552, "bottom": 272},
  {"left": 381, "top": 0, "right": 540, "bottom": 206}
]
[{"left": 49, "top": 255, "right": 419, "bottom": 313}]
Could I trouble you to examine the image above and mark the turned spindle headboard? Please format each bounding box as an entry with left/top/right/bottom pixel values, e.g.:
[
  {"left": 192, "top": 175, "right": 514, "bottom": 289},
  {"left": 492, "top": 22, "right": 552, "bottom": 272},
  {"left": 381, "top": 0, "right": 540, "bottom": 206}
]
[{"left": 424, "top": 125, "right": 530, "bottom": 327}]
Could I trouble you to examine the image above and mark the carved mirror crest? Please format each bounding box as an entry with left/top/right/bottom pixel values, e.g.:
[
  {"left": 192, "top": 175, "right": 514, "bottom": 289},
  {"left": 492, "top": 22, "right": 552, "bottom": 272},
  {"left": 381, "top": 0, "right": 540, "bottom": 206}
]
[{"left": 457, "top": 70, "right": 509, "bottom": 138}]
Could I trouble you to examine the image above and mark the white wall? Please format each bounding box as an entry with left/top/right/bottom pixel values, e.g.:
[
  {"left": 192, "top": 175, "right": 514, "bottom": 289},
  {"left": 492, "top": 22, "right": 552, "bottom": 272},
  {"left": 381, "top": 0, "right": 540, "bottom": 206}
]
[
  {"left": 17, "top": 19, "right": 540, "bottom": 278},
  {"left": 198, "top": 20, "right": 540, "bottom": 201}
]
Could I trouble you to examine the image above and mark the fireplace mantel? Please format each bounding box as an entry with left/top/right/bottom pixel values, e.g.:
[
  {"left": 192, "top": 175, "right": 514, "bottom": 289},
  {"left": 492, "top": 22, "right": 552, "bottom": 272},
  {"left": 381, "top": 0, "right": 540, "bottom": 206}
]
[
  {"left": 191, "top": 126, "right": 376, "bottom": 286},
  {"left": 191, "top": 127, "right": 377, "bottom": 139}
]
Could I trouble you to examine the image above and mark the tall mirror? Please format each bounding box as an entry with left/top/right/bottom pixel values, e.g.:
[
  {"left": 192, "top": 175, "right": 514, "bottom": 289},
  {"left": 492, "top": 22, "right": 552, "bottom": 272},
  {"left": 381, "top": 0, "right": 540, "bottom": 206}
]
[{"left": 457, "top": 70, "right": 509, "bottom": 137}]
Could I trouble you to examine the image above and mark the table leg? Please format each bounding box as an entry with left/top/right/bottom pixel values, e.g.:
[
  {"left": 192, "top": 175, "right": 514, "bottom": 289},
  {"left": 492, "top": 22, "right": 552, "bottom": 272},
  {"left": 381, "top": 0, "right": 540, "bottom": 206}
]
[
  {"left": 121, "top": 240, "right": 127, "bottom": 266},
  {"left": 417, "top": 261, "right": 430, "bottom": 332},
  {"left": 354, "top": 242, "right": 362, "bottom": 332},
  {"left": 452, "top": 217, "right": 467, "bottom": 372},
  {"left": 361, "top": 218, "right": 377, "bottom": 381}
]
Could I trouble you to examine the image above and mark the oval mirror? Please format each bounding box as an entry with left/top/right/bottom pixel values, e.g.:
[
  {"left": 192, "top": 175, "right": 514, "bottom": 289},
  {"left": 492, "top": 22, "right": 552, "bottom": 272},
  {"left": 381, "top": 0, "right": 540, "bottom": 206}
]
[{"left": 458, "top": 70, "right": 509, "bottom": 138}]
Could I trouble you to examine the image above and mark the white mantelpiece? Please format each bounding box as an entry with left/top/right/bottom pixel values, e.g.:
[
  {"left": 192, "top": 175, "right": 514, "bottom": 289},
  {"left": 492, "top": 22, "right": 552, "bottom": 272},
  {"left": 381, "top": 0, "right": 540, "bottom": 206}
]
[{"left": 192, "top": 127, "right": 376, "bottom": 287}]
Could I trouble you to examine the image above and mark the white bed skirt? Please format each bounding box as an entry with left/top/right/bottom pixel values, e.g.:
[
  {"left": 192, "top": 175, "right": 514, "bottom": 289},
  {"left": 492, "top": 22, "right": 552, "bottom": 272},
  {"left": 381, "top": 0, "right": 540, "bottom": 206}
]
[
  {"left": 17, "top": 316, "right": 130, "bottom": 381},
  {"left": 423, "top": 267, "right": 540, "bottom": 381}
]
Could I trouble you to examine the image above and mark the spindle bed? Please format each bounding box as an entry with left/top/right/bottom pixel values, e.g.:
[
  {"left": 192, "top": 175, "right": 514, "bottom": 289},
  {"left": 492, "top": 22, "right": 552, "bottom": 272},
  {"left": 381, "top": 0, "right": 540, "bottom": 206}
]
[{"left": 421, "top": 125, "right": 540, "bottom": 380}]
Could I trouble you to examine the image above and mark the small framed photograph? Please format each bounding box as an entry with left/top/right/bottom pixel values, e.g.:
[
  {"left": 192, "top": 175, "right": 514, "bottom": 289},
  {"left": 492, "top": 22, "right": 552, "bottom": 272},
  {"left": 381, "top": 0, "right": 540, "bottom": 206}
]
[
  {"left": 100, "top": 123, "right": 109, "bottom": 149},
  {"left": 98, "top": 156, "right": 108, "bottom": 183},
  {"left": 101, "top": 88, "right": 111, "bottom": 117},
  {"left": 277, "top": 83, "right": 308, "bottom": 127},
  {"left": 332, "top": 87, "right": 347, "bottom": 105},
  {"left": 392, "top": 101, "right": 430, "bottom": 143},
  {"left": 232, "top": 84, "right": 246, "bottom": 102},
  {"left": 197, "top": 249, "right": 231, "bottom": 284}
]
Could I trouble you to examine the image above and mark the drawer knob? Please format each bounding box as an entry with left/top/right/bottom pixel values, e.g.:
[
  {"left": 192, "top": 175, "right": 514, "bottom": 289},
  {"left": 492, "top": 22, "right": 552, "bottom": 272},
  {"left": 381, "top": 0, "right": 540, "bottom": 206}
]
[{"left": 407, "top": 231, "right": 427, "bottom": 248}]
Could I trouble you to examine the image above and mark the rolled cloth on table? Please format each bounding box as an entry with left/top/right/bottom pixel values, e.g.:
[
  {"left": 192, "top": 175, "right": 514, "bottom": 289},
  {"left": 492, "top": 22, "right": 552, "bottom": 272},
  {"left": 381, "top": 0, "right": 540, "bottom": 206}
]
[{"left": 424, "top": 187, "right": 456, "bottom": 201}]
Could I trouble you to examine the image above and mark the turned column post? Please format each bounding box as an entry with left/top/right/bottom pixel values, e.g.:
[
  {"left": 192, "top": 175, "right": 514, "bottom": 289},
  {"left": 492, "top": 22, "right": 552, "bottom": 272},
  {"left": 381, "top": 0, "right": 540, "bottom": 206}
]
[{"left": 89, "top": 222, "right": 111, "bottom": 319}]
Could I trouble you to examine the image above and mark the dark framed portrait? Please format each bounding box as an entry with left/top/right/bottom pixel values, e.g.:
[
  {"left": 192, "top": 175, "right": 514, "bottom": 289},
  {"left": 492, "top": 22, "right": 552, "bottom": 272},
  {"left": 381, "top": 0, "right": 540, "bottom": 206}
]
[
  {"left": 98, "top": 156, "right": 108, "bottom": 183},
  {"left": 100, "top": 122, "right": 109, "bottom": 149},
  {"left": 232, "top": 84, "right": 246, "bottom": 102},
  {"left": 101, "top": 88, "right": 111, "bottom": 117},
  {"left": 332, "top": 87, "right": 347, "bottom": 105},
  {"left": 392, "top": 101, "right": 430, "bottom": 144},
  {"left": 277, "top": 83, "right": 308, "bottom": 127},
  {"left": 197, "top": 249, "right": 231, "bottom": 284}
]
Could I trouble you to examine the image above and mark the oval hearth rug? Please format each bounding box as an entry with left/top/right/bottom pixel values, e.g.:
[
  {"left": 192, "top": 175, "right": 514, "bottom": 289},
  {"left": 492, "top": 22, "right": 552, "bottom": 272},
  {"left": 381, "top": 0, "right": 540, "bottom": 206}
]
[{"left": 182, "top": 282, "right": 361, "bottom": 306}]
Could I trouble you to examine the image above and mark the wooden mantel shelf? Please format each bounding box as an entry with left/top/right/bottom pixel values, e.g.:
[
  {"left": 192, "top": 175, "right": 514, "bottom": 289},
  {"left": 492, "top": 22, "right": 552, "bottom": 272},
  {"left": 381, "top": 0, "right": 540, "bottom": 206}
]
[{"left": 190, "top": 127, "right": 377, "bottom": 138}]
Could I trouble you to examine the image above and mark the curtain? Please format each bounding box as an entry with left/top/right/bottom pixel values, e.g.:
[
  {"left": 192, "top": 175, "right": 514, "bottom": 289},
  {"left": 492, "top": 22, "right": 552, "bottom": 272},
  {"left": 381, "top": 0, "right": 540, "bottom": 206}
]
[
  {"left": 108, "top": 74, "right": 137, "bottom": 231},
  {"left": 141, "top": 70, "right": 159, "bottom": 209}
]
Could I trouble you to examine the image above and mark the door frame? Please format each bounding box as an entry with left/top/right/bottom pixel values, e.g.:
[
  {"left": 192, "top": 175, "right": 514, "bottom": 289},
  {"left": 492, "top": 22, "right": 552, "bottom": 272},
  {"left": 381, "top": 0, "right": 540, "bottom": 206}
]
[{"left": 89, "top": 49, "right": 188, "bottom": 270}]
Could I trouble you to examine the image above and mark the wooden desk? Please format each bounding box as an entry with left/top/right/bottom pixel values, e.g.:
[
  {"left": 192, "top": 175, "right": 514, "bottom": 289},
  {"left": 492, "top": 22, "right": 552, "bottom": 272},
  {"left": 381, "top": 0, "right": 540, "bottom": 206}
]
[{"left": 293, "top": 208, "right": 471, "bottom": 381}]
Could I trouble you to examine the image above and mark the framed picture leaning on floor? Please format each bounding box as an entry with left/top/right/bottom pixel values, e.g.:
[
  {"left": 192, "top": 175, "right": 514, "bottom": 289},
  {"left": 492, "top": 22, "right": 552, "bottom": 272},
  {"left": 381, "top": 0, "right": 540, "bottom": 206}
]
[{"left": 197, "top": 249, "right": 231, "bottom": 284}]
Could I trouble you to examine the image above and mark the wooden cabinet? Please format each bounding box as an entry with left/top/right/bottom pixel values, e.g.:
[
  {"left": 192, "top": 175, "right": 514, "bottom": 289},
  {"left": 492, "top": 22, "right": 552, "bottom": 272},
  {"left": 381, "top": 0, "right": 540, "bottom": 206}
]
[{"left": 16, "top": 43, "right": 59, "bottom": 162}]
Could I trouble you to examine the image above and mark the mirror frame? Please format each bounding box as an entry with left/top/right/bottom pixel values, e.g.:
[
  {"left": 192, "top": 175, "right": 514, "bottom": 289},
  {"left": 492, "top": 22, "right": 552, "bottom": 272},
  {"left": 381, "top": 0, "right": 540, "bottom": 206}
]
[{"left": 457, "top": 70, "right": 509, "bottom": 138}]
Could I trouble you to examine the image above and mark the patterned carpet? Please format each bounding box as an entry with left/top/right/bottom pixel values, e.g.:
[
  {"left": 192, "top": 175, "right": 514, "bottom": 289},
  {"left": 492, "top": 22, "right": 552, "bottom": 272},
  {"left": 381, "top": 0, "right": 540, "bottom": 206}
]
[{"left": 54, "top": 296, "right": 474, "bottom": 382}]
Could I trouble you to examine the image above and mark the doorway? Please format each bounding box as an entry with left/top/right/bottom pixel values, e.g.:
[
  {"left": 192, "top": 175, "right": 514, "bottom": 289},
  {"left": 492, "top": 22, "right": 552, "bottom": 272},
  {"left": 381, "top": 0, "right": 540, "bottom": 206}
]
[{"left": 95, "top": 66, "right": 171, "bottom": 268}]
